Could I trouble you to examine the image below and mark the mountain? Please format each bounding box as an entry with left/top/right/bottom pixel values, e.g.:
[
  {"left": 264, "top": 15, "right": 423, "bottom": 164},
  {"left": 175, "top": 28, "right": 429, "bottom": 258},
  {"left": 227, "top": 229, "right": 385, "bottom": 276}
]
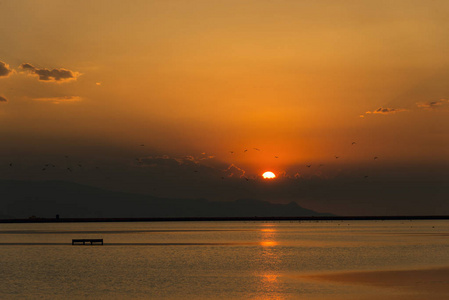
[{"left": 0, "top": 180, "right": 330, "bottom": 218}]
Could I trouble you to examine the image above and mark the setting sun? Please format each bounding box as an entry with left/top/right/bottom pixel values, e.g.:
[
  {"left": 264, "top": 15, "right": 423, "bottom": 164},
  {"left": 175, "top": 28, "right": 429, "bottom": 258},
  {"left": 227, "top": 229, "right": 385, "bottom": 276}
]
[{"left": 262, "top": 171, "right": 276, "bottom": 179}]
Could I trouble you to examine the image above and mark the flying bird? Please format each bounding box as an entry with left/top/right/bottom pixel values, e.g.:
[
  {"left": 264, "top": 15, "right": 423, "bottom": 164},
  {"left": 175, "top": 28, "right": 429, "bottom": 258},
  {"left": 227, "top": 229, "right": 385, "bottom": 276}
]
[
  {"left": 243, "top": 149, "right": 248, "bottom": 152},
  {"left": 306, "top": 165, "right": 311, "bottom": 168},
  {"left": 335, "top": 156, "right": 340, "bottom": 159},
  {"left": 351, "top": 142, "right": 356, "bottom": 145},
  {"left": 140, "top": 144, "right": 145, "bottom": 147},
  {"left": 274, "top": 156, "right": 279, "bottom": 158},
  {"left": 374, "top": 156, "right": 379, "bottom": 160},
  {"left": 253, "top": 148, "right": 260, "bottom": 151}
]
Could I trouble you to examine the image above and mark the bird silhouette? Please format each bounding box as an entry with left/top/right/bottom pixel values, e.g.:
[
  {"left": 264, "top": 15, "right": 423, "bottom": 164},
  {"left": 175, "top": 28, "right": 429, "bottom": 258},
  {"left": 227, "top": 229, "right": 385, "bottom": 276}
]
[
  {"left": 9, "top": 163, "right": 12, "bottom": 167},
  {"left": 306, "top": 165, "right": 311, "bottom": 168},
  {"left": 274, "top": 156, "right": 279, "bottom": 158},
  {"left": 140, "top": 144, "right": 145, "bottom": 147},
  {"left": 364, "top": 175, "right": 369, "bottom": 178},
  {"left": 253, "top": 148, "right": 260, "bottom": 151},
  {"left": 374, "top": 156, "right": 378, "bottom": 160},
  {"left": 351, "top": 142, "right": 356, "bottom": 145},
  {"left": 335, "top": 156, "right": 340, "bottom": 159}
]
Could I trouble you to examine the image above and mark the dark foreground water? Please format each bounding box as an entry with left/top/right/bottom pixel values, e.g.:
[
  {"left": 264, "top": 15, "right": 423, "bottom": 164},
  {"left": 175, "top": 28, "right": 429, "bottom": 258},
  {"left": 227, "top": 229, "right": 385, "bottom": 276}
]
[{"left": 1, "top": 220, "right": 449, "bottom": 299}]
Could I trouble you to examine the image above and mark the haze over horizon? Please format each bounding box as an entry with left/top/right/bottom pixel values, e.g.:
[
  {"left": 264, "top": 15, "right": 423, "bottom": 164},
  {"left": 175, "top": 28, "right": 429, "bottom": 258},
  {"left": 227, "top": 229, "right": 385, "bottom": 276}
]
[{"left": 1, "top": 0, "right": 448, "bottom": 216}]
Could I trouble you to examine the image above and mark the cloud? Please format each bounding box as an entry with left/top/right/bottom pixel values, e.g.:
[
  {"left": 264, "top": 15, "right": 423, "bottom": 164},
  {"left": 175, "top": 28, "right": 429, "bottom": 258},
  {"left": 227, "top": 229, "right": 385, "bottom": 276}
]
[
  {"left": 362, "top": 99, "right": 449, "bottom": 117},
  {"left": 0, "top": 61, "right": 13, "bottom": 78},
  {"left": 365, "top": 107, "right": 408, "bottom": 115},
  {"left": 20, "top": 63, "right": 80, "bottom": 82},
  {"left": 139, "top": 153, "right": 216, "bottom": 168},
  {"left": 139, "top": 156, "right": 183, "bottom": 168},
  {"left": 33, "top": 96, "right": 82, "bottom": 104},
  {"left": 417, "top": 99, "right": 449, "bottom": 110},
  {"left": 173, "top": 153, "right": 215, "bottom": 165},
  {"left": 224, "top": 164, "right": 246, "bottom": 178},
  {"left": 0, "top": 95, "right": 7, "bottom": 102}
]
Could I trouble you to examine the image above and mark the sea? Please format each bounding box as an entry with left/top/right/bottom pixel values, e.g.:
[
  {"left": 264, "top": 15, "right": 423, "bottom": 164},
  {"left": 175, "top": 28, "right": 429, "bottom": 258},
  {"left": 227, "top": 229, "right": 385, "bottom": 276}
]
[{"left": 1, "top": 220, "right": 448, "bottom": 299}]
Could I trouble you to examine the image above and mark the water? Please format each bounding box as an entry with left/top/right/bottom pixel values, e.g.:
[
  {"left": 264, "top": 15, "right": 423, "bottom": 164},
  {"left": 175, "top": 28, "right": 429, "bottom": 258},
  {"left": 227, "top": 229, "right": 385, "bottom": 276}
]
[{"left": 1, "top": 220, "right": 449, "bottom": 299}]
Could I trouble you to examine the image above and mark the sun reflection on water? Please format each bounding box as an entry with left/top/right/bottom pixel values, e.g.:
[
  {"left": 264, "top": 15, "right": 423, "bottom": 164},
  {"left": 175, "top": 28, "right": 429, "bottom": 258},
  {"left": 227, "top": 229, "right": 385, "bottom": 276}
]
[
  {"left": 257, "top": 224, "right": 285, "bottom": 299},
  {"left": 260, "top": 241, "right": 278, "bottom": 247}
]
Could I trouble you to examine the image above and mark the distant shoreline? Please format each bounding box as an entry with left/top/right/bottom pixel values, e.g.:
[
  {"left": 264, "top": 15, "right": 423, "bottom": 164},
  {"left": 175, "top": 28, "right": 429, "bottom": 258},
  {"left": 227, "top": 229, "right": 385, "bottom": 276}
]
[{"left": 1, "top": 215, "right": 449, "bottom": 223}]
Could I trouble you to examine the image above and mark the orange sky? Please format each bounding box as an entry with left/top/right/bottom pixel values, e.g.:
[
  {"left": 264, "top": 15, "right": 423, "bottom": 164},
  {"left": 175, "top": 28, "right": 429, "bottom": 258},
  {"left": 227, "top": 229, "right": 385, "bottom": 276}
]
[{"left": 0, "top": 1, "right": 448, "bottom": 214}]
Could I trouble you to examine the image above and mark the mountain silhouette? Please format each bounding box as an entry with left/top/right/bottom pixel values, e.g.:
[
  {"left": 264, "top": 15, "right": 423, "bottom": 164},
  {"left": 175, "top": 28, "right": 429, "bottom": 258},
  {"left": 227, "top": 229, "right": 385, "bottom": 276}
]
[{"left": 0, "top": 180, "right": 330, "bottom": 218}]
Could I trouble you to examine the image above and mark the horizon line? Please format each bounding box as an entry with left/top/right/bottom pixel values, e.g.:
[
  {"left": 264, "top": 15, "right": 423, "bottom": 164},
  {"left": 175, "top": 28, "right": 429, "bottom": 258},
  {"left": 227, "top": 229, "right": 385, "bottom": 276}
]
[{"left": 1, "top": 215, "right": 449, "bottom": 224}]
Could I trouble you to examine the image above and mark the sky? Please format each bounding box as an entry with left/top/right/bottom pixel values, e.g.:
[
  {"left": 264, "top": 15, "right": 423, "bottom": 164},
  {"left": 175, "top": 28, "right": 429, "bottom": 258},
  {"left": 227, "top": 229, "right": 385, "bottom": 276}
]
[{"left": 1, "top": 0, "right": 448, "bottom": 215}]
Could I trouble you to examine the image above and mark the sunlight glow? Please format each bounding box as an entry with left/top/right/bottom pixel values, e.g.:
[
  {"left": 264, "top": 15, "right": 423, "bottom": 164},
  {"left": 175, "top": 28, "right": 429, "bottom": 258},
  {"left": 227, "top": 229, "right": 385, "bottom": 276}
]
[{"left": 262, "top": 171, "right": 276, "bottom": 179}]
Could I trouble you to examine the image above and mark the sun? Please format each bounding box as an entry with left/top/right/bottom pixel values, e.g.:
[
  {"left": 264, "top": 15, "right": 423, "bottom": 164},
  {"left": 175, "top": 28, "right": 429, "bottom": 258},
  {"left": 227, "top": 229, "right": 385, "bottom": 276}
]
[{"left": 262, "top": 171, "right": 276, "bottom": 179}]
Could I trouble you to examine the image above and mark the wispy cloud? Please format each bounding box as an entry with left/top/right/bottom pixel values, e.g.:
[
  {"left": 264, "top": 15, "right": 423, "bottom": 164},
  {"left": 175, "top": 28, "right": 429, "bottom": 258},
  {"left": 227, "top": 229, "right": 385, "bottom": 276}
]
[
  {"left": 0, "top": 61, "right": 13, "bottom": 78},
  {"left": 139, "top": 153, "right": 215, "bottom": 167},
  {"left": 361, "top": 107, "right": 408, "bottom": 117},
  {"left": 139, "top": 156, "right": 183, "bottom": 168},
  {"left": 368, "top": 107, "right": 408, "bottom": 114},
  {"left": 20, "top": 63, "right": 80, "bottom": 82},
  {"left": 417, "top": 99, "right": 449, "bottom": 110},
  {"left": 33, "top": 96, "right": 82, "bottom": 104},
  {"left": 362, "top": 98, "right": 449, "bottom": 117},
  {"left": 223, "top": 164, "right": 246, "bottom": 178}
]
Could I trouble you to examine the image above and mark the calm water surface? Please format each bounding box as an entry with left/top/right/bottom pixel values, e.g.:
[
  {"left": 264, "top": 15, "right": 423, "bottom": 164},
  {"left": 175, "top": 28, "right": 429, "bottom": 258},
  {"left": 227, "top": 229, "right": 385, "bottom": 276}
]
[{"left": 1, "top": 220, "right": 448, "bottom": 299}]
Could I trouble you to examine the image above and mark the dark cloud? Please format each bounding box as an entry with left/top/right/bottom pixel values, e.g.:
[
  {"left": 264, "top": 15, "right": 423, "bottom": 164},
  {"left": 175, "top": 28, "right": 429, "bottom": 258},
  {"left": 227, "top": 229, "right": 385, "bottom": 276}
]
[
  {"left": 0, "top": 61, "right": 12, "bottom": 77},
  {"left": 0, "top": 95, "right": 7, "bottom": 102},
  {"left": 20, "top": 63, "right": 80, "bottom": 82},
  {"left": 1, "top": 143, "right": 448, "bottom": 216}
]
